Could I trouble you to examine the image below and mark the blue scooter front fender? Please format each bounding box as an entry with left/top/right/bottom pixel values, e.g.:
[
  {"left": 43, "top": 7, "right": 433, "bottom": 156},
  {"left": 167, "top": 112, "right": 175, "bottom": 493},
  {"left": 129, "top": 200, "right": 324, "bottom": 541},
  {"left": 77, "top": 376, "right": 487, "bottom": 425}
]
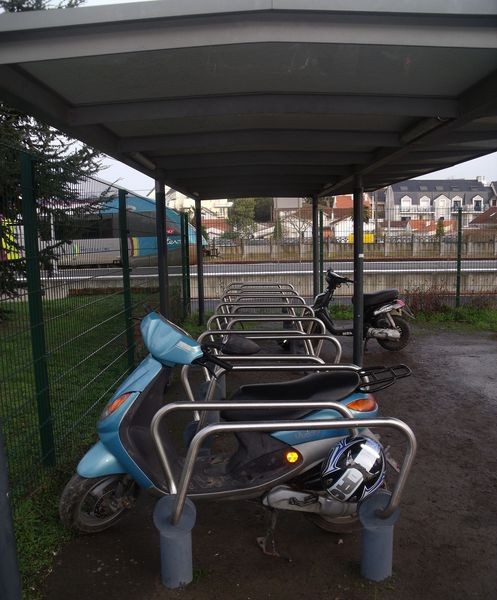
[{"left": 77, "top": 441, "right": 126, "bottom": 478}]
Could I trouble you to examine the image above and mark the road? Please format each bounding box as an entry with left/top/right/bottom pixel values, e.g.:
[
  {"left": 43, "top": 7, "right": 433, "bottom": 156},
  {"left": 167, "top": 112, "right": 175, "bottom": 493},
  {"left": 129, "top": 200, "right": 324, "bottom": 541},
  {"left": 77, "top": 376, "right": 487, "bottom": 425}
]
[{"left": 55, "top": 259, "right": 497, "bottom": 279}]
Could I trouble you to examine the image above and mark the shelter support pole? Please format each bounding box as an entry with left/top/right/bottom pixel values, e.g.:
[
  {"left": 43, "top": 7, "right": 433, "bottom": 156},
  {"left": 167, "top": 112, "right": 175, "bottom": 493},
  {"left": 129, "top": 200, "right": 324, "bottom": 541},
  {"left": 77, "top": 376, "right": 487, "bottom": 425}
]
[
  {"left": 311, "top": 195, "right": 320, "bottom": 299},
  {"left": 155, "top": 174, "right": 169, "bottom": 317},
  {"left": 118, "top": 189, "right": 135, "bottom": 372},
  {"left": 195, "top": 197, "right": 205, "bottom": 325},
  {"left": 353, "top": 174, "right": 364, "bottom": 366}
]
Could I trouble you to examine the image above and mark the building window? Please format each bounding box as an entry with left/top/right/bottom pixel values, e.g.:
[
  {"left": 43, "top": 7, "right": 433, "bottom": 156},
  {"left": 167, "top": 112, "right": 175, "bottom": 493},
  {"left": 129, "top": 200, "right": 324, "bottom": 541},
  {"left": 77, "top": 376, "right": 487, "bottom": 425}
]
[
  {"left": 400, "top": 195, "right": 411, "bottom": 212},
  {"left": 452, "top": 196, "right": 462, "bottom": 211},
  {"left": 419, "top": 196, "right": 430, "bottom": 212},
  {"left": 473, "top": 195, "right": 483, "bottom": 211}
]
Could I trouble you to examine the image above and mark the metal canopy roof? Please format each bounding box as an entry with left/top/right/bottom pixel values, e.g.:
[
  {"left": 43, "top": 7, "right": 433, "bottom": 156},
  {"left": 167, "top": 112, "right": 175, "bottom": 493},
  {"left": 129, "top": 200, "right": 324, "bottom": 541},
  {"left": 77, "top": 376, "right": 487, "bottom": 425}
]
[{"left": 1, "top": 0, "right": 497, "bottom": 199}]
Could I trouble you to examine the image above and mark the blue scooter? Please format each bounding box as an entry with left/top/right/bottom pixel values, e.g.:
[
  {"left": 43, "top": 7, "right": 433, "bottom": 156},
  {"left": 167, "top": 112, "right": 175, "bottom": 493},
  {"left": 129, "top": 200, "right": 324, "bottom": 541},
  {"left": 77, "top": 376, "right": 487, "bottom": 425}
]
[{"left": 59, "top": 311, "right": 410, "bottom": 535}]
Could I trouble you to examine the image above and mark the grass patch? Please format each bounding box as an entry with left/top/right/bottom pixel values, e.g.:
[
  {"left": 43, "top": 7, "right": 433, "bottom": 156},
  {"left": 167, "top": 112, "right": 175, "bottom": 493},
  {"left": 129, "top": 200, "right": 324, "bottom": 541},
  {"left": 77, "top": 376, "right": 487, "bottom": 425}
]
[
  {"left": 415, "top": 305, "right": 497, "bottom": 331},
  {"left": 329, "top": 299, "right": 497, "bottom": 332}
]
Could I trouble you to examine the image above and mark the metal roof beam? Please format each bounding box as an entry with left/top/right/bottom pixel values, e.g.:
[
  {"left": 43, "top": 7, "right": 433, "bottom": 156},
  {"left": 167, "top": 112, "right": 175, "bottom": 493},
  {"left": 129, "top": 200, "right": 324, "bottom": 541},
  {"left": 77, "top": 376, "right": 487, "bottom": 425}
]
[
  {"left": 175, "top": 175, "right": 330, "bottom": 188},
  {"left": 120, "top": 130, "right": 399, "bottom": 153},
  {"left": 69, "top": 94, "right": 459, "bottom": 125},
  {"left": 192, "top": 187, "right": 322, "bottom": 200},
  {"left": 164, "top": 165, "right": 350, "bottom": 179},
  {"left": 2, "top": 5, "right": 496, "bottom": 64},
  {"left": 152, "top": 151, "right": 371, "bottom": 169}
]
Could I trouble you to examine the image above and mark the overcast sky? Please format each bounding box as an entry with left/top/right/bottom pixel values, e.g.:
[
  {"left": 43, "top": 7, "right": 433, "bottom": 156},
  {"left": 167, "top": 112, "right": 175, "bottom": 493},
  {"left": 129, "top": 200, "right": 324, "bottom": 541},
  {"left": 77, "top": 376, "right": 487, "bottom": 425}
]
[{"left": 75, "top": 0, "right": 497, "bottom": 194}]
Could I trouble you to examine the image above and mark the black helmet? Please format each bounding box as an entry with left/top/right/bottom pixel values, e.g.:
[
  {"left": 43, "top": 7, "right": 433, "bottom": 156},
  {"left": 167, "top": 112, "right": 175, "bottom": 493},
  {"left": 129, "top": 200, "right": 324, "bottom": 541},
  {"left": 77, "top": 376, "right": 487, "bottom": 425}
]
[{"left": 321, "top": 436, "right": 386, "bottom": 503}]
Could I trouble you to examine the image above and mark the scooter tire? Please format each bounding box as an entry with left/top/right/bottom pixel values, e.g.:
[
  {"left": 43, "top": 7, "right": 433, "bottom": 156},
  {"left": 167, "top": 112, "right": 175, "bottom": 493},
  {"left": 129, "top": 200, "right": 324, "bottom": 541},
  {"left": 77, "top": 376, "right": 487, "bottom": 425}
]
[
  {"left": 304, "top": 512, "right": 360, "bottom": 534},
  {"left": 59, "top": 473, "right": 138, "bottom": 534},
  {"left": 376, "top": 315, "right": 410, "bottom": 352}
]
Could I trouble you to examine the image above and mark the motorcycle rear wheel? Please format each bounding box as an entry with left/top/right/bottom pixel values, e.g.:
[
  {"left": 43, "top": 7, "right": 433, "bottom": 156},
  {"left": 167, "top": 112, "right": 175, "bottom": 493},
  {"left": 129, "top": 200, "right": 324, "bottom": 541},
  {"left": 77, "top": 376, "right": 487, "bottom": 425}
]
[
  {"left": 59, "top": 473, "right": 138, "bottom": 534},
  {"left": 375, "top": 315, "right": 410, "bottom": 352}
]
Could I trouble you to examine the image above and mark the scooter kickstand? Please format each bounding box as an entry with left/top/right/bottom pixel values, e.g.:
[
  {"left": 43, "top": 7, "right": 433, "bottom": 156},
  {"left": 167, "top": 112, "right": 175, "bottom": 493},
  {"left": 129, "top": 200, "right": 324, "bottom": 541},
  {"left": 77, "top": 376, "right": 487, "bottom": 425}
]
[{"left": 257, "top": 508, "right": 287, "bottom": 559}]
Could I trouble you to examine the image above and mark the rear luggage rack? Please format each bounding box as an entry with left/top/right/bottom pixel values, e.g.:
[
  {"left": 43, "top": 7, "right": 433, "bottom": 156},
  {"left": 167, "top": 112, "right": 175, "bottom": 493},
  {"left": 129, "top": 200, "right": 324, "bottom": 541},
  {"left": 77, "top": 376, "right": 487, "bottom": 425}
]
[{"left": 359, "top": 364, "right": 411, "bottom": 392}]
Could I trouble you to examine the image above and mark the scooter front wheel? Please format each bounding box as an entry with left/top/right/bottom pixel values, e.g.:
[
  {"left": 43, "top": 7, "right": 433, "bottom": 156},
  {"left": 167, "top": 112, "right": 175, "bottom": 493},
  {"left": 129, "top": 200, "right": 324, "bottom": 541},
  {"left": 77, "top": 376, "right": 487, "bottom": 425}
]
[{"left": 59, "top": 473, "right": 139, "bottom": 534}]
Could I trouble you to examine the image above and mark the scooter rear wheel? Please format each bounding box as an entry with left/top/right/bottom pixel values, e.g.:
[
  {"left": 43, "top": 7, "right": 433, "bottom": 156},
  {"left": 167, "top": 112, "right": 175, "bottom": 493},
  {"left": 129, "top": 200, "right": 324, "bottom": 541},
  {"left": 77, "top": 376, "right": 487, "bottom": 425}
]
[
  {"left": 304, "top": 512, "right": 360, "bottom": 534},
  {"left": 59, "top": 473, "right": 138, "bottom": 534},
  {"left": 376, "top": 315, "right": 410, "bottom": 352}
]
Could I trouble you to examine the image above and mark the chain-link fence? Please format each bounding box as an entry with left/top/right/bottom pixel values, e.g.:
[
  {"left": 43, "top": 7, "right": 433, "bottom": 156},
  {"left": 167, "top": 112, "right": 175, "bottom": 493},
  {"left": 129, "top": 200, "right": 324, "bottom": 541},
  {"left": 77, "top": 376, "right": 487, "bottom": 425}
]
[{"left": 0, "top": 145, "right": 191, "bottom": 513}]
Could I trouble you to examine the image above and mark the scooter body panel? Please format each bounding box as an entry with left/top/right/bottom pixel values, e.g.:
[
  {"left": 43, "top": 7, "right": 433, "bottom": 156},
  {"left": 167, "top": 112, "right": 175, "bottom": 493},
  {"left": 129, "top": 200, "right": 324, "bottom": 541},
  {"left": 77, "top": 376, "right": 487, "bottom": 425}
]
[
  {"left": 80, "top": 355, "right": 168, "bottom": 488},
  {"left": 271, "top": 392, "right": 378, "bottom": 444}
]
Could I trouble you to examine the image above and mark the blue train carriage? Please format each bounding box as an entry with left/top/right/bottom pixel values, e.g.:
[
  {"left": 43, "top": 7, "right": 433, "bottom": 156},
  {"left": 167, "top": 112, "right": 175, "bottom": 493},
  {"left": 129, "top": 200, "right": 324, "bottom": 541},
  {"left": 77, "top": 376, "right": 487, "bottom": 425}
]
[{"left": 56, "top": 194, "right": 203, "bottom": 267}]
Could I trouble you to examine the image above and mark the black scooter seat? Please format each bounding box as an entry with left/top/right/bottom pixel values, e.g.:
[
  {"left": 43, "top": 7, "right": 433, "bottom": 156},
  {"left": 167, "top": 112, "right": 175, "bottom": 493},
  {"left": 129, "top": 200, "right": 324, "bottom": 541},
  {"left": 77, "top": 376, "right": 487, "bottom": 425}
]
[
  {"left": 362, "top": 289, "right": 398, "bottom": 308},
  {"left": 221, "top": 371, "right": 361, "bottom": 422}
]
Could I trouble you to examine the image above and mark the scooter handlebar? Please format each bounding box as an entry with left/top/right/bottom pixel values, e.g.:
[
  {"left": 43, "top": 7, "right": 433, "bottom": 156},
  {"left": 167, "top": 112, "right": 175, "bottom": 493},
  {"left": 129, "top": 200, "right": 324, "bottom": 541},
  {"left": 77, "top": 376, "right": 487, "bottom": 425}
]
[{"left": 194, "top": 352, "right": 234, "bottom": 371}]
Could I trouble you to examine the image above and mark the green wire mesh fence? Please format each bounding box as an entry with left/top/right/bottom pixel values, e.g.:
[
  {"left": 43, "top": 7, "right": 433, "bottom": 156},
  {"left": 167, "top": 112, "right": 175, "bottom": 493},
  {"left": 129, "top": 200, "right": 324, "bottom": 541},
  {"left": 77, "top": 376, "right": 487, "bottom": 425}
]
[
  {"left": 0, "top": 145, "right": 188, "bottom": 508},
  {"left": 194, "top": 195, "right": 497, "bottom": 307}
]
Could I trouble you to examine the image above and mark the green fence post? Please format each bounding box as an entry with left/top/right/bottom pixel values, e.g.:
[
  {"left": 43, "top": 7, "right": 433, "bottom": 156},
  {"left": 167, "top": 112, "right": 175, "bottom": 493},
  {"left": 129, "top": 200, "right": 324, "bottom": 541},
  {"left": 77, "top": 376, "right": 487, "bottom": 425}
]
[
  {"left": 181, "top": 213, "right": 191, "bottom": 319},
  {"left": 180, "top": 213, "right": 186, "bottom": 319},
  {"left": 20, "top": 152, "right": 55, "bottom": 467},
  {"left": 118, "top": 189, "right": 135, "bottom": 371},
  {"left": 456, "top": 206, "right": 463, "bottom": 308},
  {"left": 319, "top": 210, "right": 324, "bottom": 293}
]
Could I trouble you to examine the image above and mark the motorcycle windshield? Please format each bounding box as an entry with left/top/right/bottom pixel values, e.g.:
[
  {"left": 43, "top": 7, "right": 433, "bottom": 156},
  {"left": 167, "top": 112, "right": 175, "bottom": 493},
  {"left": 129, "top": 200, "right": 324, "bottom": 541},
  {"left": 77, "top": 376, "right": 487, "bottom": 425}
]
[{"left": 140, "top": 311, "right": 203, "bottom": 365}]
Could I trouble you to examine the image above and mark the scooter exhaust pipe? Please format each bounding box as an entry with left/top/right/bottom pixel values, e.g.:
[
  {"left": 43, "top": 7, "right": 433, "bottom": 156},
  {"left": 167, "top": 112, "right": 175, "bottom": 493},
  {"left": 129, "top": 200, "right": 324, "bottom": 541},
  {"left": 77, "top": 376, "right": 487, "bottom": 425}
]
[
  {"left": 366, "top": 327, "right": 401, "bottom": 341},
  {"left": 262, "top": 486, "right": 356, "bottom": 518}
]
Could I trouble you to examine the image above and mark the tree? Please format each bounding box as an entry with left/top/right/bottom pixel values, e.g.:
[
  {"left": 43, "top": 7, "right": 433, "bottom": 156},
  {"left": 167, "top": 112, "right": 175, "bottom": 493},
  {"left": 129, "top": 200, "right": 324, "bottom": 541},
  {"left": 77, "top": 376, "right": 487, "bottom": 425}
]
[
  {"left": 0, "top": 0, "right": 82, "bottom": 11},
  {"left": 227, "top": 198, "right": 256, "bottom": 238},
  {"left": 273, "top": 216, "right": 283, "bottom": 241},
  {"left": 435, "top": 217, "right": 445, "bottom": 238},
  {"left": 253, "top": 197, "right": 273, "bottom": 222},
  {"left": 0, "top": 0, "right": 103, "bottom": 307},
  {"left": 304, "top": 196, "right": 334, "bottom": 208}
]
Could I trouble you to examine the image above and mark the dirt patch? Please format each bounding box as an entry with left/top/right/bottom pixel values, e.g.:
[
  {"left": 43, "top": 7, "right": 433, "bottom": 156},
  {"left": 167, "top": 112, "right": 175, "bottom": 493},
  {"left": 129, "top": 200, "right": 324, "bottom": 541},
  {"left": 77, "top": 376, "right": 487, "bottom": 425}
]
[{"left": 42, "top": 326, "right": 497, "bottom": 600}]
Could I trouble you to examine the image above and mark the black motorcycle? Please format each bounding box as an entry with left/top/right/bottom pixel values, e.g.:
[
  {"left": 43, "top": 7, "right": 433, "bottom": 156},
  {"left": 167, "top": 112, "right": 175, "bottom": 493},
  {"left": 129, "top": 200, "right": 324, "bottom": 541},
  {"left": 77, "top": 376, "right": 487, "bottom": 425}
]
[{"left": 312, "top": 268, "right": 414, "bottom": 351}]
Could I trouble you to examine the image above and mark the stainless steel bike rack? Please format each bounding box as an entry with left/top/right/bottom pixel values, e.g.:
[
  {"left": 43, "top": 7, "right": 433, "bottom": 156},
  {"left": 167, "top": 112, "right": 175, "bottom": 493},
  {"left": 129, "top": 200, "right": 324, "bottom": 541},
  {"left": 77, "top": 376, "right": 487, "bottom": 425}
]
[
  {"left": 149, "top": 401, "right": 417, "bottom": 525},
  {"left": 223, "top": 282, "right": 296, "bottom": 293},
  {"left": 180, "top": 345, "right": 345, "bottom": 404},
  {"left": 215, "top": 301, "right": 309, "bottom": 314},
  {"left": 221, "top": 291, "right": 303, "bottom": 303},
  {"left": 214, "top": 296, "right": 308, "bottom": 315}
]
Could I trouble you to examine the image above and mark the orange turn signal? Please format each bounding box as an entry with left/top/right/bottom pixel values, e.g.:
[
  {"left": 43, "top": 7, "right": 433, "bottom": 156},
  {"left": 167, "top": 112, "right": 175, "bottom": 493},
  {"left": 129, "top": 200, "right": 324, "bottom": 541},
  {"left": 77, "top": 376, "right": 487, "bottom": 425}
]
[
  {"left": 285, "top": 450, "right": 300, "bottom": 464},
  {"left": 104, "top": 393, "right": 133, "bottom": 417},
  {"left": 346, "top": 394, "right": 377, "bottom": 413}
]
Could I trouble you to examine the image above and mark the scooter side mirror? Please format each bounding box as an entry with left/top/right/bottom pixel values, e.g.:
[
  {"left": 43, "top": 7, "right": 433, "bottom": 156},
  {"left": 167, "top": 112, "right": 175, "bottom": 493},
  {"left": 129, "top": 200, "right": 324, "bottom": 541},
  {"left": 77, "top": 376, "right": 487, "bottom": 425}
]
[{"left": 221, "top": 335, "right": 261, "bottom": 356}]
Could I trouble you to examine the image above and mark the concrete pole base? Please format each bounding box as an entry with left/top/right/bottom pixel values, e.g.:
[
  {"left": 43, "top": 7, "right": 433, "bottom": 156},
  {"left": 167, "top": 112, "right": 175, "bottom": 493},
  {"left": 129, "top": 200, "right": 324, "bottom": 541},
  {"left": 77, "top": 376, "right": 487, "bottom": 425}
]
[
  {"left": 153, "top": 495, "right": 197, "bottom": 589},
  {"left": 358, "top": 490, "right": 400, "bottom": 582}
]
